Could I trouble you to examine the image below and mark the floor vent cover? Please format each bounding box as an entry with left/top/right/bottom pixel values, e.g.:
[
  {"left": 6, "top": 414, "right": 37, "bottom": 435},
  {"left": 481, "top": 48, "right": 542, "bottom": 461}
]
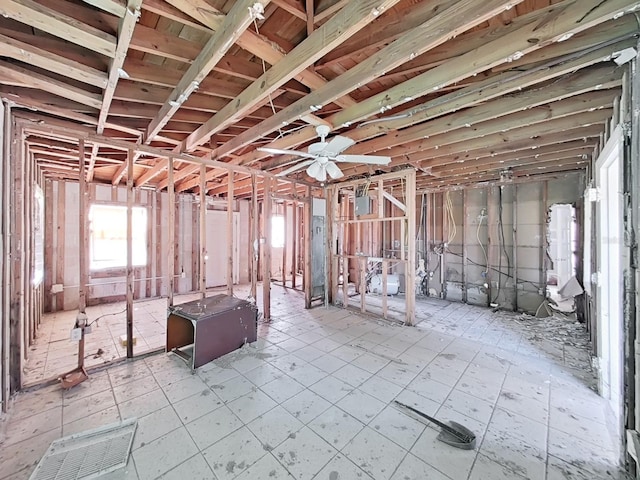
[{"left": 30, "top": 418, "right": 137, "bottom": 480}]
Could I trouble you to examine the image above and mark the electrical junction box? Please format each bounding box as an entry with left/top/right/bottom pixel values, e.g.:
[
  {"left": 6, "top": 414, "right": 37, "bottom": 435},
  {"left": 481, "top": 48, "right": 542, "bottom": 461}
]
[{"left": 355, "top": 195, "right": 371, "bottom": 216}]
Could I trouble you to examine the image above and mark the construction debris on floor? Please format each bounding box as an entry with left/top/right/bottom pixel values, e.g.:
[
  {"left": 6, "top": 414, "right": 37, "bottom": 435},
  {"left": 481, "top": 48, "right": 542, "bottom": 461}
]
[{"left": 0, "top": 289, "right": 629, "bottom": 480}]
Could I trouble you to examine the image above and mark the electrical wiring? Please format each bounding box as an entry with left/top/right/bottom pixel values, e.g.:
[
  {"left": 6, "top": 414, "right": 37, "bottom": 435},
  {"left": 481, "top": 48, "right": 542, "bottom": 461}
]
[
  {"left": 87, "top": 307, "right": 127, "bottom": 327},
  {"left": 476, "top": 213, "right": 488, "bottom": 275},
  {"left": 444, "top": 191, "right": 456, "bottom": 248}
]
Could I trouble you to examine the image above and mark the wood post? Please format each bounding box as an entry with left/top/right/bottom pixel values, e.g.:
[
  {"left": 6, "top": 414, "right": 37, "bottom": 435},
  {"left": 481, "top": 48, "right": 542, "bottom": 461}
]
[
  {"left": 227, "top": 172, "right": 234, "bottom": 296},
  {"left": 154, "top": 190, "right": 162, "bottom": 297},
  {"left": 167, "top": 157, "right": 175, "bottom": 307},
  {"left": 126, "top": 149, "right": 134, "bottom": 358},
  {"left": 291, "top": 201, "right": 297, "bottom": 289},
  {"left": 512, "top": 184, "right": 518, "bottom": 311},
  {"left": 282, "top": 203, "right": 288, "bottom": 287},
  {"left": 250, "top": 174, "right": 257, "bottom": 301},
  {"left": 199, "top": 165, "right": 206, "bottom": 298},
  {"left": 360, "top": 256, "right": 366, "bottom": 313},
  {"left": 462, "top": 189, "right": 467, "bottom": 303},
  {"left": 78, "top": 139, "right": 87, "bottom": 314},
  {"left": 405, "top": 169, "right": 416, "bottom": 326},
  {"left": 382, "top": 259, "right": 388, "bottom": 319},
  {"left": 262, "top": 177, "right": 271, "bottom": 321},
  {"left": 2, "top": 101, "right": 10, "bottom": 410},
  {"left": 303, "top": 186, "right": 311, "bottom": 309}
]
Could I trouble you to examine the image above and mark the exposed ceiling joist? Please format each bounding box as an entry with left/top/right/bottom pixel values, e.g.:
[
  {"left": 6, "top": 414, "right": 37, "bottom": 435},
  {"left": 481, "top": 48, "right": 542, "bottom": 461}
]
[
  {"left": 183, "top": 0, "right": 403, "bottom": 151},
  {"left": 0, "top": 0, "right": 117, "bottom": 57},
  {"left": 145, "top": 0, "right": 272, "bottom": 143},
  {"left": 214, "top": 0, "right": 523, "bottom": 159}
]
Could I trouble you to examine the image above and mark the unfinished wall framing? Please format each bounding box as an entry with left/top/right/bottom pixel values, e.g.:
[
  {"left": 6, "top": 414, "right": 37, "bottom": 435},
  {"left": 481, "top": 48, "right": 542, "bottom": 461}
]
[{"left": 328, "top": 170, "right": 416, "bottom": 325}]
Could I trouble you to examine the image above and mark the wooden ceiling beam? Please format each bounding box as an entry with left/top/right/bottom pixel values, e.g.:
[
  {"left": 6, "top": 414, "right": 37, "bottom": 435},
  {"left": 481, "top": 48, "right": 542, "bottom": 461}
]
[
  {"left": 318, "top": 0, "right": 456, "bottom": 69},
  {"left": 0, "top": 61, "right": 103, "bottom": 109},
  {"left": 183, "top": 0, "right": 402, "bottom": 152},
  {"left": 214, "top": 0, "right": 524, "bottom": 160},
  {"left": 0, "top": 33, "right": 108, "bottom": 88},
  {"left": 145, "top": 0, "right": 271, "bottom": 143},
  {"left": 426, "top": 139, "right": 597, "bottom": 173},
  {"left": 97, "top": 0, "right": 142, "bottom": 134},
  {"left": 141, "top": 0, "right": 210, "bottom": 32},
  {"left": 351, "top": 85, "right": 620, "bottom": 157},
  {"left": 410, "top": 125, "right": 603, "bottom": 167},
  {"left": 81, "top": 0, "right": 126, "bottom": 18},
  {"left": 272, "top": 0, "right": 307, "bottom": 20},
  {"left": 329, "top": 0, "right": 640, "bottom": 130},
  {"left": 314, "top": 0, "right": 349, "bottom": 23},
  {"left": 0, "top": 0, "right": 117, "bottom": 57},
  {"left": 306, "top": 0, "right": 314, "bottom": 35}
]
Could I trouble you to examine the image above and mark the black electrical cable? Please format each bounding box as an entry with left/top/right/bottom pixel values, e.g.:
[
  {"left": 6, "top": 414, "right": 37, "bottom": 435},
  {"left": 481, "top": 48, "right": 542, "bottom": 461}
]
[
  {"left": 87, "top": 307, "right": 127, "bottom": 327},
  {"left": 445, "top": 249, "right": 540, "bottom": 288}
]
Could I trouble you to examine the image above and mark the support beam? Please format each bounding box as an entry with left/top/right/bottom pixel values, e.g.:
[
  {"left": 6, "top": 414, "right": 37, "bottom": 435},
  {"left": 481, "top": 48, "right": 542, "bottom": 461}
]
[
  {"left": 146, "top": 0, "right": 269, "bottom": 142},
  {"left": 306, "top": 0, "right": 314, "bottom": 36},
  {"left": 78, "top": 139, "right": 87, "bottom": 313},
  {"left": 227, "top": 172, "right": 234, "bottom": 296},
  {"left": 0, "top": 33, "right": 107, "bottom": 88},
  {"left": 214, "top": 0, "right": 520, "bottom": 158},
  {"left": 97, "top": 0, "right": 142, "bottom": 134},
  {"left": 167, "top": 158, "right": 174, "bottom": 307},
  {"left": 0, "top": 0, "right": 117, "bottom": 57},
  {"left": 250, "top": 175, "right": 258, "bottom": 301},
  {"left": 263, "top": 178, "right": 272, "bottom": 321},
  {"left": 126, "top": 148, "right": 134, "bottom": 358},
  {"left": 184, "top": 0, "right": 400, "bottom": 151},
  {"left": 200, "top": 165, "right": 206, "bottom": 298}
]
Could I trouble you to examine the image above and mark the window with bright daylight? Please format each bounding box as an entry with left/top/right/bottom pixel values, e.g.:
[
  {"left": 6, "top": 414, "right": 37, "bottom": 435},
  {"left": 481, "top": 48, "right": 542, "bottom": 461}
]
[
  {"left": 89, "top": 204, "right": 148, "bottom": 270},
  {"left": 272, "top": 215, "right": 285, "bottom": 248}
]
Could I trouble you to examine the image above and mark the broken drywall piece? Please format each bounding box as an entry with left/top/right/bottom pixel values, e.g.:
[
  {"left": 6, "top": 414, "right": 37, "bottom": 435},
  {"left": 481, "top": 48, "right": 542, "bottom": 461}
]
[{"left": 557, "top": 275, "right": 584, "bottom": 298}]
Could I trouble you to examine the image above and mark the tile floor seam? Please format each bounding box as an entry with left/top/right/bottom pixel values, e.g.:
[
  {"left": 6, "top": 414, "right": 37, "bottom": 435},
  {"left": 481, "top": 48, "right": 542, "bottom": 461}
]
[{"left": 463, "top": 357, "right": 510, "bottom": 480}]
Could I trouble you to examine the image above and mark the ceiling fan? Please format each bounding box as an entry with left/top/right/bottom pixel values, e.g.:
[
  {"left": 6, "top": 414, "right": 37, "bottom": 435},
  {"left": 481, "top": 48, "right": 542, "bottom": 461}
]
[{"left": 257, "top": 125, "right": 391, "bottom": 182}]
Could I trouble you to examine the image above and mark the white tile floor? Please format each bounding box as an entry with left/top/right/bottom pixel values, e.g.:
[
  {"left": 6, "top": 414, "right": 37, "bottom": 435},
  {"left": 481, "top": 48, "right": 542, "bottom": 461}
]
[{"left": 0, "top": 286, "right": 631, "bottom": 480}]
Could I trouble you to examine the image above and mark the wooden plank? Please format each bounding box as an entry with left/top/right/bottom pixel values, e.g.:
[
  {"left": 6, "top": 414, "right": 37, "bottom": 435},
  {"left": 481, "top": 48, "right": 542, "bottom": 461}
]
[
  {"left": 306, "top": 0, "right": 314, "bottom": 36},
  {"left": 133, "top": 188, "right": 141, "bottom": 300},
  {"left": 126, "top": 149, "right": 134, "bottom": 358},
  {"left": 55, "top": 181, "right": 65, "bottom": 311},
  {"left": 78, "top": 139, "right": 87, "bottom": 313},
  {"left": 263, "top": 178, "right": 271, "bottom": 320},
  {"left": 359, "top": 256, "right": 366, "bottom": 313},
  {"left": 462, "top": 189, "right": 467, "bottom": 304},
  {"left": 185, "top": 0, "right": 402, "bottom": 151},
  {"left": 0, "top": 0, "right": 117, "bottom": 57},
  {"left": 97, "top": 0, "right": 143, "bottom": 134},
  {"left": 303, "top": 186, "right": 311, "bottom": 308},
  {"left": 291, "top": 200, "right": 297, "bottom": 289},
  {"left": 81, "top": 0, "right": 126, "bottom": 17},
  {"left": 43, "top": 180, "right": 53, "bottom": 313},
  {"left": 215, "top": 0, "right": 516, "bottom": 158},
  {"left": 154, "top": 190, "right": 161, "bottom": 297},
  {"left": 0, "top": 33, "right": 107, "bottom": 88},
  {"left": 382, "top": 259, "right": 388, "bottom": 319},
  {"left": 10, "top": 122, "right": 24, "bottom": 391},
  {"left": 227, "top": 172, "right": 234, "bottom": 296},
  {"left": 146, "top": 0, "right": 269, "bottom": 142},
  {"left": 199, "top": 164, "right": 206, "bottom": 298},
  {"left": 167, "top": 157, "right": 174, "bottom": 307},
  {"left": 330, "top": 0, "right": 636, "bottom": 129},
  {"left": 282, "top": 203, "right": 288, "bottom": 286},
  {"left": 250, "top": 175, "right": 258, "bottom": 301},
  {"left": 0, "top": 61, "right": 103, "bottom": 109}
]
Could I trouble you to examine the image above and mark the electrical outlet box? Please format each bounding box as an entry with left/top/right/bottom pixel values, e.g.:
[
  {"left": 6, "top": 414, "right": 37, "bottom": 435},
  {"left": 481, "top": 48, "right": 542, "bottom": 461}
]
[
  {"left": 51, "top": 284, "right": 64, "bottom": 294},
  {"left": 355, "top": 195, "right": 371, "bottom": 216}
]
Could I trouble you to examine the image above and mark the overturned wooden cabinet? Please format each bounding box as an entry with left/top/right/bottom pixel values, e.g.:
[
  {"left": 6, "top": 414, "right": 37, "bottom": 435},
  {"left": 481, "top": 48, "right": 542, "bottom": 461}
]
[{"left": 166, "top": 294, "right": 258, "bottom": 370}]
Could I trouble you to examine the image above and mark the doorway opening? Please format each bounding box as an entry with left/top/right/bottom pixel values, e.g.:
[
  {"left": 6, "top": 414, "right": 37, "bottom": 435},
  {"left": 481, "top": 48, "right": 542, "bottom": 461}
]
[{"left": 546, "top": 203, "right": 579, "bottom": 312}]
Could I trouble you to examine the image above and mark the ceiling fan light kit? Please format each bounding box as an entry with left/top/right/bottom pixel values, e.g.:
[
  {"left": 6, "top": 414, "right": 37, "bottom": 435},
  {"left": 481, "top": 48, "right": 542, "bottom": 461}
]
[{"left": 258, "top": 125, "right": 391, "bottom": 182}]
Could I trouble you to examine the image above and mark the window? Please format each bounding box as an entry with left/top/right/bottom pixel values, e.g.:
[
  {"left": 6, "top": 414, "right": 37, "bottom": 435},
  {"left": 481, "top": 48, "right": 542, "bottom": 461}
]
[
  {"left": 271, "top": 215, "right": 285, "bottom": 248},
  {"left": 89, "top": 204, "right": 147, "bottom": 270}
]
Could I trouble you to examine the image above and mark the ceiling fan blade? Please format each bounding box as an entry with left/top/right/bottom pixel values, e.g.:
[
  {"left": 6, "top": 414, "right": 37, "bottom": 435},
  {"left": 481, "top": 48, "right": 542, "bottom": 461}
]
[
  {"left": 335, "top": 154, "right": 391, "bottom": 165},
  {"left": 323, "top": 136, "right": 355, "bottom": 156},
  {"left": 276, "top": 159, "right": 315, "bottom": 177},
  {"left": 258, "top": 147, "right": 316, "bottom": 159},
  {"left": 325, "top": 161, "right": 343, "bottom": 179}
]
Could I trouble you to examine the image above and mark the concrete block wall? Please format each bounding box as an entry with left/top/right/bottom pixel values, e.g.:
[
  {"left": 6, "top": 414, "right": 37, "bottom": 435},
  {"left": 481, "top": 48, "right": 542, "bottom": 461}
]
[
  {"left": 423, "top": 174, "right": 583, "bottom": 314},
  {"left": 44, "top": 180, "right": 250, "bottom": 312}
]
